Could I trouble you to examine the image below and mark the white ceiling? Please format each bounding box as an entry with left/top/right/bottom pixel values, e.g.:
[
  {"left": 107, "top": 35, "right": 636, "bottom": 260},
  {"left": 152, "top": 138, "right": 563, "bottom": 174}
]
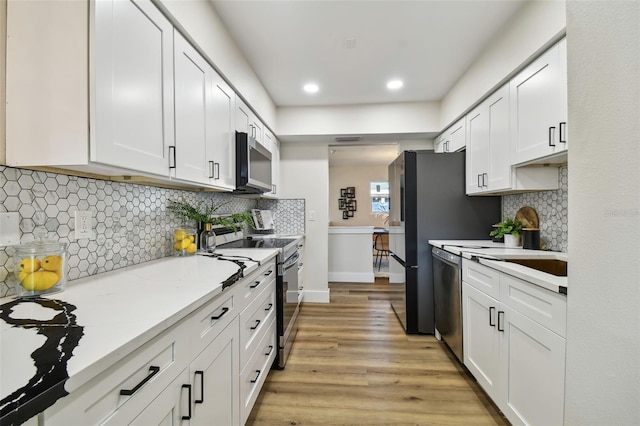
[{"left": 210, "top": 0, "right": 527, "bottom": 165}]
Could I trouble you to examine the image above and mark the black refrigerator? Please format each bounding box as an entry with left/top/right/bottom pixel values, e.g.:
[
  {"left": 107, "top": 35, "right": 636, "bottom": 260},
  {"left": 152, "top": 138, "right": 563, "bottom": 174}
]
[{"left": 388, "top": 150, "right": 500, "bottom": 334}]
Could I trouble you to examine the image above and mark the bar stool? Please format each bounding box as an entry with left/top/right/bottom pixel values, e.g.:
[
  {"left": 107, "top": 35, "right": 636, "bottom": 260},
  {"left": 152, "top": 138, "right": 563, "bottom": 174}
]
[{"left": 373, "top": 232, "right": 389, "bottom": 271}]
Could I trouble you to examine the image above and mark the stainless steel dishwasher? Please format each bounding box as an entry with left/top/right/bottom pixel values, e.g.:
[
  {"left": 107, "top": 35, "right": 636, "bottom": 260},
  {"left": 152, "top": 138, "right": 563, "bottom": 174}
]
[{"left": 432, "top": 246, "right": 463, "bottom": 363}]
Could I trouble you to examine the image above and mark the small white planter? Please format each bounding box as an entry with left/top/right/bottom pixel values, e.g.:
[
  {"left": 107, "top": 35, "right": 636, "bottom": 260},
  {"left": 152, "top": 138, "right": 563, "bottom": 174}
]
[{"left": 504, "top": 234, "right": 522, "bottom": 248}]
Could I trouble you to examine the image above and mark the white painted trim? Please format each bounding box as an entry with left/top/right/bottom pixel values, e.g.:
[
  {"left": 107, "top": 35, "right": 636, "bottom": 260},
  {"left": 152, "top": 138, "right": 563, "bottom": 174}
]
[
  {"left": 302, "top": 289, "right": 330, "bottom": 304},
  {"left": 328, "top": 226, "right": 374, "bottom": 234},
  {"left": 328, "top": 272, "right": 375, "bottom": 283}
]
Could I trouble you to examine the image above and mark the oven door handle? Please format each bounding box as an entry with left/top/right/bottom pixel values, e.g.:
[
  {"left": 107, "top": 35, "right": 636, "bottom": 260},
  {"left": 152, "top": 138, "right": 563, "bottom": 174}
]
[{"left": 283, "top": 252, "right": 300, "bottom": 270}]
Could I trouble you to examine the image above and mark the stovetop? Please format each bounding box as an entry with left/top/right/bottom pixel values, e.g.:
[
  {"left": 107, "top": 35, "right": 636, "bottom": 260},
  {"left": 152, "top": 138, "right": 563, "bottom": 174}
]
[{"left": 218, "top": 238, "right": 296, "bottom": 250}]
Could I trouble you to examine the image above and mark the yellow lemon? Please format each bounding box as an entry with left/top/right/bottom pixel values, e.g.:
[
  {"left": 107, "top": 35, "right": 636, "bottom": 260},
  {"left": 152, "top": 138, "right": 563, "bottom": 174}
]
[
  {"left": 174, "top": 229, "right": 187, "bottom": 241},
  {"left": 174, "top": 238, "right": 190, "bottom": 251},
  {"left": 187, "top": 235, "right": 195, "bottom": 243},
  {"left": 21, "top": 271, "right": 60, "bottom": 292},
  {"left": 19, "top": 257, "right": 41, "bottom": 273},
  {"left": 186, "top": 243, "right": 197, "bottom": 255},
  {"left": 18, "top": 271, "right": 28, "bottom": 281},
  {"left": 41, "top": 255, "right": 63, "bottom": 272}
]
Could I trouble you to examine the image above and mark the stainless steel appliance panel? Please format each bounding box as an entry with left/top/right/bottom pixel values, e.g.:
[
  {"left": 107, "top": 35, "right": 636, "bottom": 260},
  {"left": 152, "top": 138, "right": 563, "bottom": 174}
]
[
  {"left": 432, "top": 247, "right": 463, "bottom": 362},
  {"left": 277, "top": 250, "right": 300, "bottom": 369}
]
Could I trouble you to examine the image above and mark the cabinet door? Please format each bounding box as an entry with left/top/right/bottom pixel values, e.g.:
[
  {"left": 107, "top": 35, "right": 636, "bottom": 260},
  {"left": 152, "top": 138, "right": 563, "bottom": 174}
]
[
  {"left": 447, "top": 117, "right": 466, "bottom": 152},
  {"left": 235, "top": 98, "right": 251, "bottom": 135},
  {"left": 208, "top": 74, "right": 236, "bottom": 190},
  {"left": 129, "top": 369, "right": 190, "bottom": 426},
  {"left": 557, "top": 38, "right": 568, "bottom": 151},
  {"left": 264, "top": 138, "right": 280, "bottom": 197},
  {"left": 434, "top": 134, "right": 446, "bottom": 153},
  {"left": 462, "top": 283, "right": 501, "bottom": 402},
  {"left": 499, "top": 305, "right": 566, "bottom": 426},
  {"left": 486, "top": 85, "right": 511, "bottom": 191},
  {"left": 510, "top": 41, "right": 564, "bottom": 165},
  {"left": 465, "top": 103, "right": 489, "bottom": 194},
  {"left": 189, "top": 318, "right": 240, "bottom": 426},
  {"left": 93, "top": 0, "right": 174, "bottom": 176},
  {"left": 173, "top": 31, "right": 212, "bottom": 184}
]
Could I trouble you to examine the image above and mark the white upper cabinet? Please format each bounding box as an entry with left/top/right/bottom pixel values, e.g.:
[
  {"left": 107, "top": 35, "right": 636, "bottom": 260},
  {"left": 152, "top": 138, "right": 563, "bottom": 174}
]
[
  {"left": 173, "top": 31, "right": 213, "bottom": 184},
  {"left": 263, "top": 137, "right": 280, "bottom": 198},
  {"left": 466, "top": 85, "right": 511, "bottom": 194},
  {"left": 235, "top": 98, "right": 264, "bottom": 146},
  {"left": 510, "top": 38, "right": 568, "bottom": 165},
  {"left": 93, "top": 0, "right": 175, "bottom": 177},
  {"left": 435, "top": 117, "right": 466, "bottom": 153},
  {"left": 209, "top": 74, "right": 237, "bottom": 191},
  {"left": 6, "top": 0, "right": 175, "bottom": 177},
  {"left": 173, "top": 31, "right": 236, "bottom": 190}
]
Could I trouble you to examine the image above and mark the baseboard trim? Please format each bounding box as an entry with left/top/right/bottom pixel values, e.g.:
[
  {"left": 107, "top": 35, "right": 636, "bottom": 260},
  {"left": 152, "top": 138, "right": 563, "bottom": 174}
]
[
  {"left": 302, "top": 289, "right": 331, "bottom": 303},
  {"left": 328, "top": 272, "right": 375, "bottom": 283}
]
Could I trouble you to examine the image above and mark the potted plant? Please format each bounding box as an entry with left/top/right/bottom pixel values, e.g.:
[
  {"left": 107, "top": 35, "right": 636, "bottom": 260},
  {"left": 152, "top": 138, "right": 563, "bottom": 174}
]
[
  {"left": 490, "top": 218, "right": 524, "bottom": 248},
  {"left": 167, "top": 200, "right": 254, "bottom": 247}
]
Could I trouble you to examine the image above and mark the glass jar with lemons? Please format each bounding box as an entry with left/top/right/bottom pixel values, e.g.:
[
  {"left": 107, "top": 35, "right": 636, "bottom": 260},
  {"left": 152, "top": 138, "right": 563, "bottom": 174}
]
[
  {"left": 172, "top": 226, "right": 197, "bottom": 256},
  {"left": 14, "top": 239, "right": 68, "bottom": 297}
]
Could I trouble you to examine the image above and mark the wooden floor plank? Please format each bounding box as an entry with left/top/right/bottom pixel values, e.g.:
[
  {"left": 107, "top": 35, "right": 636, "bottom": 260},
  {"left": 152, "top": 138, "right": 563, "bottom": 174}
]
[{"left": 247, "top": 279, "right": 508, "bottom": 426}]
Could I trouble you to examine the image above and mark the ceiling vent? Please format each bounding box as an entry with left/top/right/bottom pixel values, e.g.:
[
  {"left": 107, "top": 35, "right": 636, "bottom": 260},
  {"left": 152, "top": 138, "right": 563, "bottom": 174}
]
[
  {"left": 344, "top": 38, "right": 357, "bottom": 49},
  {"left": 334, "top": 136, "right": 362, "bottom": 143}
]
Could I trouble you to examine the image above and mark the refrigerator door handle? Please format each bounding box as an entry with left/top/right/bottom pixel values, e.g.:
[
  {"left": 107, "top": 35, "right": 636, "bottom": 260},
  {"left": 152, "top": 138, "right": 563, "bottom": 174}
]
[{"left": 390, "top": 252, "right": 406, "bottom": 267}]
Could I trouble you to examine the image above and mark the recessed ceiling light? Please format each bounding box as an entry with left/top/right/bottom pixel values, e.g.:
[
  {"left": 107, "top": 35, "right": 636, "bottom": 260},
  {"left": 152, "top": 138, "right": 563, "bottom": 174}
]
[
  {"left": 303, "top": 83, "right": 319, "bottom": 93},
  {"left": 387, "top": 80, "right": 404, "bottom": 90}
]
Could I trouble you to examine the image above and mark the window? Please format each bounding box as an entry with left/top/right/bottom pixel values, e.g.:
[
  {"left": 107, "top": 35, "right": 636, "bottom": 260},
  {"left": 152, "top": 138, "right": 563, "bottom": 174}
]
[{"left": 370, "top": 181, "right": 389, "bottom": 213}]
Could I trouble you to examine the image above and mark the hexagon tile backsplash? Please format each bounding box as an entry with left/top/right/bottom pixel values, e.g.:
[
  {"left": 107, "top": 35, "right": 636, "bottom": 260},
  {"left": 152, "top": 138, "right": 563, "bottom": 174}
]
[
  {"left": 503, "top": 166, "right": 568, "bottom": 252},
  {"left": 0, "top": 166, "right": 307, "bottom": 297}
]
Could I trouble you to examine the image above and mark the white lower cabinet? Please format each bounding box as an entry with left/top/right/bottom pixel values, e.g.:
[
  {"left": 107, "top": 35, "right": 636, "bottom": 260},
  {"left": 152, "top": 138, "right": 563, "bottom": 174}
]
[
  {"left": 188, "top": 318, "right": 240, "bottom": 426},
  {"left": 129, "top": 368, "right": 190, "bottom": 426},
  {"left": 462, "top": 260, "right": 566, "bottom": 426},
  {"left": 43, "top": 258, "right": 277, "bottom": 426}
]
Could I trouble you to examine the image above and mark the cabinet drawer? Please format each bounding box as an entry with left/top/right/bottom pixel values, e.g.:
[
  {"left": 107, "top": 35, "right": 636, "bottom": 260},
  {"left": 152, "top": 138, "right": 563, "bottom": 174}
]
[
  {"left": 190, "top": 289, "right": 236, "bottom": 353},
  {"left": 45, "top": 319, "right": 191, "bottom": 426},
  {"left": 240, "top": 318, "right": 276, "bottom": 425},
  {"left": 463, "top": 260, "right": 500, "bottom": 299},
  {"left": 236, "top": 260, "right": 276, "bottom": 312},
  {"left": 240, "top": 280, "right": 276, "bottom": 367},
  {"left": 499, "top": 273, "right": 567, "bottom": 337}
]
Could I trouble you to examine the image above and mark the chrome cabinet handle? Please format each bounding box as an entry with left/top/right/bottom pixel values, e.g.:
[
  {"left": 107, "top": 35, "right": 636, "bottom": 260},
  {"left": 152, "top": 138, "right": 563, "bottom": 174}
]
[
  {"left": 477, "top": 174, "right": 482, "bottom": 188},
  {"left": 497, "top": 311, "right": 505, "bottom": 332},
  {"left": 489, "top": 307, "right": 496, "bottom": 327},
  {"left": 548, "top": 126, "right": 556, "bottom": 147},
  {"left": 120, "top": 366, "right": 160, "bottom": 396},
  {"left": 209, "top": 161, "right": 215, "bottom": 179},
  {"left": 483, "top": 173, "right": 488, "bottom": 187}
]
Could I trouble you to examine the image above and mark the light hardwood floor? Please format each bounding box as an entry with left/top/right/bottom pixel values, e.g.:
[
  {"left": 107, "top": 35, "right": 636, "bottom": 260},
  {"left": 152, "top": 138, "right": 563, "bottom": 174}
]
[{"left": 247, "top": 279, "right": 509, "bottom": 425}]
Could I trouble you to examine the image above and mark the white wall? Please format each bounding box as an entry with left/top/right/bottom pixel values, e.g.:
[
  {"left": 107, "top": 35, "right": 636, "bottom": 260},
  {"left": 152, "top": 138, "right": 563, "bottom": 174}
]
[
  {"left": 329, "top": 165, "right": 388, "bottom": 227},
  {"left": 159, "top": 0, "right": 276, "bottom": 129},
  {"left": 564, "top": 1, "right": 640, "bottom": 424},
  {"left": 278, "top": 142, "right": 330, "bottom": 303},
  {"left": 0, "top": 0, "right": 6, "bottom": 164},
  {"left": 439, "top": 0, "right": 566, "bottom": 129},
  {"left": 277, "top": 101, "right": 440, "bottom": 137}
]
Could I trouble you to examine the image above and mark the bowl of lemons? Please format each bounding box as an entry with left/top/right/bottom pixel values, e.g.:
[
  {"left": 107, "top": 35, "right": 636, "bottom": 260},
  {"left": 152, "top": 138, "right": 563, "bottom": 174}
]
[
  {"left": 14, "top": 240, "right": 68, "bottom": 297},
  {"left": 173, "top": 227, "right": 197, "bottom": 256}
]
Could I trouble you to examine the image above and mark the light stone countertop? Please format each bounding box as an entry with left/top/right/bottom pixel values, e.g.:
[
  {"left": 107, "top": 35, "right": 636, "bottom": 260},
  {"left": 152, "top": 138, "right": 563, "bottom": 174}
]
[
  {"left": 0, "top": 249, "right": 278, "bottom": 422},
  {"left": 429, "top": 239, "right": 568, "bottom": 294}
]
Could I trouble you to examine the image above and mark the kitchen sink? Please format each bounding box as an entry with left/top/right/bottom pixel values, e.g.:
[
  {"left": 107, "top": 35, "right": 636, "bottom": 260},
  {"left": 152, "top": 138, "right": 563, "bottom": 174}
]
[{"left": 504, "top": 258, "right": 568, "bottom": 277}]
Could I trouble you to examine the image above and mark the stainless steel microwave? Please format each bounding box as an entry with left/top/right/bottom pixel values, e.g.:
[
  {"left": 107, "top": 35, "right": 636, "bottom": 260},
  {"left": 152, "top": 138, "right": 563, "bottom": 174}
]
[{"left": 235, "top": 131, "right": 272, "bottom": 194}]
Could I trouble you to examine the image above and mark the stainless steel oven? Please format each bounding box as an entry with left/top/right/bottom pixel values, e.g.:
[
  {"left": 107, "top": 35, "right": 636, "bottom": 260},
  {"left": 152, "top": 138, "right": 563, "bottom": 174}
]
[
  {"left": 278, "top": 249, "right": 301, "bottom": 369},
  {"left": 216, "top": 234, "right": 302, "bottom": 369}
]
